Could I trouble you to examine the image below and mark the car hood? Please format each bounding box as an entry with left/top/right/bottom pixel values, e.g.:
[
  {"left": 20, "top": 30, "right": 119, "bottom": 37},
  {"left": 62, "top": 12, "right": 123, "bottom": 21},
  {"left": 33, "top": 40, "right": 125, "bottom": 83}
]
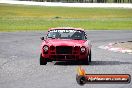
[{"left": 45, "top": 39, "right": 86, "bottom": 46}]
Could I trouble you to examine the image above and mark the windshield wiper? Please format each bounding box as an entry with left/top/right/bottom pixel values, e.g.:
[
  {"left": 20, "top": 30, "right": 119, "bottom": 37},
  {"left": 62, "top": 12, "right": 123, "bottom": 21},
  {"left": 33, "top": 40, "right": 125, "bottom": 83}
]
[
  {"left": 48, "top": 37, "right": 61, "bottom": 39},
  {"left": 72, "top": 38, "right": 81, "bottom": 40}
]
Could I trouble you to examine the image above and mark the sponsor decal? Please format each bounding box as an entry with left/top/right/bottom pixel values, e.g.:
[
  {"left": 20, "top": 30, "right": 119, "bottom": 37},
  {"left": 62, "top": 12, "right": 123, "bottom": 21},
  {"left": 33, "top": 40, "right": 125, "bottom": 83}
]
[
  {"left": 50, "top": 30, "right": 82, "bottom": 33},
  {"left": 76, "top": 66, "right": 131, "bottom": 85}
]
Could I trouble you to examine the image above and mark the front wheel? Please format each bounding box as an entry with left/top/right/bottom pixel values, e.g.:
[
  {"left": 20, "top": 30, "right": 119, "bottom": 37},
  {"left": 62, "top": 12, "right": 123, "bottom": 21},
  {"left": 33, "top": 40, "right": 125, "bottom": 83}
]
[
  {"left": 81, "top": 55, "right": 89, "bottom": 65},
  {"left": 82, "top": 50, "right": 91, "bottom": 65},
  {"left": 89, "top": 50, "right": 91, "bottom": 62},
  {"left": 40, "top": 54, "right": 47, "bottom": 65}
]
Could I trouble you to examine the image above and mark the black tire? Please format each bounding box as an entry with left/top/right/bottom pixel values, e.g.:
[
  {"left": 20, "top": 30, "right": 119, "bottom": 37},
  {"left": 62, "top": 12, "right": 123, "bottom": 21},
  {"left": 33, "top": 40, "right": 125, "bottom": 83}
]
[
  {"left": 82, "top": 50, "right": 91, "bottom": 65},
  {"left": 89, "top": 50, "right": 91, "bottom": 62},
  {"left": 40, "top": 54, "right": 47, "bottom": 65},
  {"left": 82, "top": 55, "right": 89, "bottom": 65}
]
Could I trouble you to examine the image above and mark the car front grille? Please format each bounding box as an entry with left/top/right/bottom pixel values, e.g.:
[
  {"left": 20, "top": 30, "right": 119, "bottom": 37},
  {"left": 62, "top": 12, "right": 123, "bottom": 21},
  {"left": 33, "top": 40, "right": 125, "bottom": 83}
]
[{"left": 56, "top": 46, "right": 72, "bottom": 54}]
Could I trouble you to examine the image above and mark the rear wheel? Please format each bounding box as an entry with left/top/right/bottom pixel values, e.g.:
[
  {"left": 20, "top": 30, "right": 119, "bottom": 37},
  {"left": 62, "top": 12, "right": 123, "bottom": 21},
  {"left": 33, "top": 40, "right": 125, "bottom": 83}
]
[{"left": 40, "top": 54, "right": 47, "bottom": 65}]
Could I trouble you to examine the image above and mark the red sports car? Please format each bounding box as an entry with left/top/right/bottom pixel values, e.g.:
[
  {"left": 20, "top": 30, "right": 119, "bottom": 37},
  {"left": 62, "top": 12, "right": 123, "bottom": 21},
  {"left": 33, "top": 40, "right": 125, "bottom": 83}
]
[{"left": 40, "top": 27, "right": 92, "bottom": 65}]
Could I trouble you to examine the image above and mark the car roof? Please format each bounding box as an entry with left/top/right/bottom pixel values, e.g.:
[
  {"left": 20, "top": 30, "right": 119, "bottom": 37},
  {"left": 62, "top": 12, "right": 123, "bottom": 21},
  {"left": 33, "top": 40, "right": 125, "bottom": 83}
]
[{"left": 48, "top": 27, "right": 84, "bottom": 31}]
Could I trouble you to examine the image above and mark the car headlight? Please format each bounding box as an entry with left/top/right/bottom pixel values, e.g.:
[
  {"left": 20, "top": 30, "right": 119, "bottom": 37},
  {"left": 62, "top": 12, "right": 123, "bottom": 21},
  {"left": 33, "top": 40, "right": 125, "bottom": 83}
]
[
  {"left": 81, "top": 47, "right": 86, "bottom": 52},
  {"left": 43, "top": 45, "right": 49, "bottom": 51}
]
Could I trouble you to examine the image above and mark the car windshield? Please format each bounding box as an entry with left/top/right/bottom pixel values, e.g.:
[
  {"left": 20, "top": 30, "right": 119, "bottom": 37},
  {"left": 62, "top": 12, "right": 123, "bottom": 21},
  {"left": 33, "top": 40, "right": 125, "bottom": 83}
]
[{"left": 47, "top": 29, "right": 85, "bottom": 40}]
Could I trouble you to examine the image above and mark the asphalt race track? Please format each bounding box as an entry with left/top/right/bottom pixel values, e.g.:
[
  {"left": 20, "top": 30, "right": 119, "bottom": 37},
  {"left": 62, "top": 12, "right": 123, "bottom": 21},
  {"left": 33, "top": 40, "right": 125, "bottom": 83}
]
[{"left": 0, "top": 30, "right": 132, "bottom": 88}]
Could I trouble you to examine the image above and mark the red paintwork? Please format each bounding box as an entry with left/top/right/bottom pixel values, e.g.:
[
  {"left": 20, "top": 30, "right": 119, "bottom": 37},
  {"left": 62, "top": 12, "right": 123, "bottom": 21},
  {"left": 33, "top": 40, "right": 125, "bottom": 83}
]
[{"left": 40, "top": 28, "right": 91, "bottom": 61}]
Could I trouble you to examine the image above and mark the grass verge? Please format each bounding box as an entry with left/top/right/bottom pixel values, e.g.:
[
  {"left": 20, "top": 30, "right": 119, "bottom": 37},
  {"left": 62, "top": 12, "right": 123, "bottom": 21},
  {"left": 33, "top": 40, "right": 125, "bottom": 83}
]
[{"left": 0, "top": 4, "right": 132, "bottom": 31}]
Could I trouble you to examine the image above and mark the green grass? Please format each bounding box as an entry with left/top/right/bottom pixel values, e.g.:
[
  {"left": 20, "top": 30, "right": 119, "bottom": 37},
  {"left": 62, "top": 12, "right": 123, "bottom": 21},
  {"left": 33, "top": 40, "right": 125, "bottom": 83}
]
[{"left": 0, "top": 4, "right": 132, "bottom": 31}]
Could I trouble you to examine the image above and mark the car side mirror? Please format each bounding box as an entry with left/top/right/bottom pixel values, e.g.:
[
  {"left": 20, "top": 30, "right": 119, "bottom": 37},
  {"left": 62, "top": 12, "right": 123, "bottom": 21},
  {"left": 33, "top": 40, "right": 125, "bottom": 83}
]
[
  {"left": 40, "top": 37, "right": 44, "bottom": 40},
  {"left": 84, "top": 35, "right": 87, "bottom": 40}
]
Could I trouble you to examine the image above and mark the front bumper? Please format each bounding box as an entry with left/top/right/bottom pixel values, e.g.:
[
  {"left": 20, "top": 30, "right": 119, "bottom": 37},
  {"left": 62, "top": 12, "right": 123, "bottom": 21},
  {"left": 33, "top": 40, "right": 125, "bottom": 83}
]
[{"left": 42, "top": 53, "right": 87, "bottom": 61}]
